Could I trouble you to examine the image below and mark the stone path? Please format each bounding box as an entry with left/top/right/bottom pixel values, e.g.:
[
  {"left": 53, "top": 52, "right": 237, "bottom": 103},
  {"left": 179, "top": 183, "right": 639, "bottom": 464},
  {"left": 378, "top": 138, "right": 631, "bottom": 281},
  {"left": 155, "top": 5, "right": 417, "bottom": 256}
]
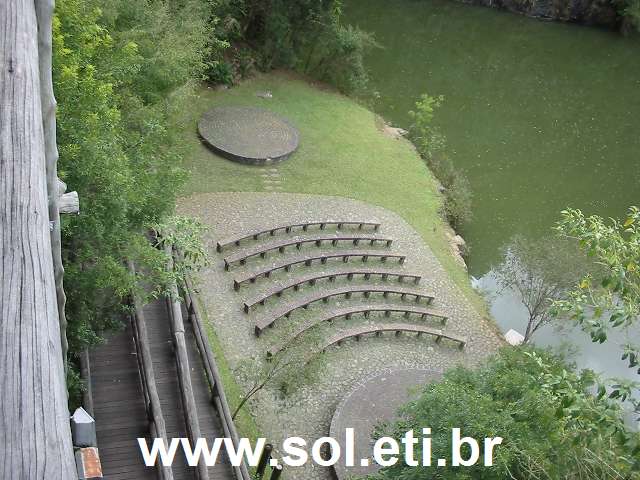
[
  {"left": 330, "top": 369, "right": 443, "bottom": 480},
  {"left": 259, "top": 167, "right": 283, "bottom": 191},
  {"left": 177, "top": 192, "right": 503, "bottom": 480}
]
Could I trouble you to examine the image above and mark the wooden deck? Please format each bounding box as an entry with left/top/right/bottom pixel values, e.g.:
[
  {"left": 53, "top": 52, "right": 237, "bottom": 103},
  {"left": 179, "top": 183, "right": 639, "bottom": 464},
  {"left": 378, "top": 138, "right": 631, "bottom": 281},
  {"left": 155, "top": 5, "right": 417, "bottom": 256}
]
[{"left": 90, "top": 297, "right": 235, "bottom": 479}]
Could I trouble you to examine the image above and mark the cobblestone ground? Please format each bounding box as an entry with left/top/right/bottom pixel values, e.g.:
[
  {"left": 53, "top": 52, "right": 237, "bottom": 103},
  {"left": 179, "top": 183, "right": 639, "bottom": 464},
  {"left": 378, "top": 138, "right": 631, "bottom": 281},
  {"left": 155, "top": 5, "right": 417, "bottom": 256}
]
[{"left": 177, "top": 192, "right": 503, "bottom": 480}]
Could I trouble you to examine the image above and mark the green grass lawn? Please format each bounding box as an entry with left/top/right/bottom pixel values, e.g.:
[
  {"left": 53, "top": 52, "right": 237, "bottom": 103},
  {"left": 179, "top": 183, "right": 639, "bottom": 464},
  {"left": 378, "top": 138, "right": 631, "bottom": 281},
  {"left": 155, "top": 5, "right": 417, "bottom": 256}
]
[
  {"left": 179, "top": 70, "right": 493, "bottom": 444},
  {"left": 181, "top": 71, "right": 487, "bottom": 315}
]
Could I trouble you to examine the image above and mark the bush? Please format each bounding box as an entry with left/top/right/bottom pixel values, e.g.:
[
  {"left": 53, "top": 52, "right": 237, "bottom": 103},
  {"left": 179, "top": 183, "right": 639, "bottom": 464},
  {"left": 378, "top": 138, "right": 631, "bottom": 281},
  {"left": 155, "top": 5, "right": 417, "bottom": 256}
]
[
  {"left": 216, "top": 0, "right": 376, "bottom": 93},
  {"left": 367, "top": 347, "right": 640, "bottom": 479},
  {"left": 54, "top": 0, "right": 217, "bottom": 354},
  {"left": 409, "top": 94, "right": 473, "bottom": 228}
]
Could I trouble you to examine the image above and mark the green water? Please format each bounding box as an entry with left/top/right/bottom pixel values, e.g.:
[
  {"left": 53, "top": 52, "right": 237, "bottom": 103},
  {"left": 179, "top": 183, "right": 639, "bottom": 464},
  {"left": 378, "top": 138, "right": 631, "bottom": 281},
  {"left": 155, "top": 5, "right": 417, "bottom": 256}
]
[{"left": 345, "top": 0, "right": 640, "bottom": 276}]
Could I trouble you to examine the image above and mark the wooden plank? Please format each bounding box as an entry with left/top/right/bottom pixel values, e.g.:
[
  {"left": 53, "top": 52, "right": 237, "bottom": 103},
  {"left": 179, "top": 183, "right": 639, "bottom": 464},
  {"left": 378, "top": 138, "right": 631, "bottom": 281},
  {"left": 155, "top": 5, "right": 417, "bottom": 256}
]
[{"left": 89, "top": 321, "right": 156, "bottom": 480}]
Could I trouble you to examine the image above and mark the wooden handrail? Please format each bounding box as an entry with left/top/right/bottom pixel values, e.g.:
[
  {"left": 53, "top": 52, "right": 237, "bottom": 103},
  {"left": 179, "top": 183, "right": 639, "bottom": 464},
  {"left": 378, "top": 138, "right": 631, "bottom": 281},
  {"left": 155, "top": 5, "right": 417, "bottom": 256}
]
[
  {"left": 79, "top": 349, "right": 95, "bottom": 418},
  {"left": 164, "top": 247, "right": 209, "bottom": 480},
  {"left": 183, "top": 276, "right": 252, "bottom": 480},
  {"left": 128, "top": 260, "right": 173, "bottom": 480}
]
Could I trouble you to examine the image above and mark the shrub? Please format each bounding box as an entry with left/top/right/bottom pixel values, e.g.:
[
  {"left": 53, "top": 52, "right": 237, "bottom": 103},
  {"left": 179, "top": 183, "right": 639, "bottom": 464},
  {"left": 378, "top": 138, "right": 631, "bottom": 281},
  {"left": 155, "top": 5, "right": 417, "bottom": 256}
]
[
  {"left": 367, "top": 347, "right": 640, "bottom": 479},
  {"left": 409, "top": 95, "right": 473, "bottom": 228},
  {"left": 54, "top": 0, "right": 216, "bottom": 354}
]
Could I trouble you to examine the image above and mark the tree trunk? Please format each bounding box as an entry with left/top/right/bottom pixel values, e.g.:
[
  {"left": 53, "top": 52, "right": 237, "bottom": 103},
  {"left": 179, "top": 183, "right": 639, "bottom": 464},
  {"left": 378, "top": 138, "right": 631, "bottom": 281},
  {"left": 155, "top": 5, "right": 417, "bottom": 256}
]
[
  {"left": 35, "top": 0, "right": 68, "bottom": 363},
  {"left": 0, "top": 0, "right": 77, "bottom": 477}
]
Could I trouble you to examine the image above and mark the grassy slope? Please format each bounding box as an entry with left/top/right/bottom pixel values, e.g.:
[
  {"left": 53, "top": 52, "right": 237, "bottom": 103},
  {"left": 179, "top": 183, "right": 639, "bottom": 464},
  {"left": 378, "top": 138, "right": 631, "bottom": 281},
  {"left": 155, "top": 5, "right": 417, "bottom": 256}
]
[
  {"left": 179, "top": 71, "right": 491, "bottom": 439},
  {"left": 181, "top": 71, "right": 486, "bottom": 314}
]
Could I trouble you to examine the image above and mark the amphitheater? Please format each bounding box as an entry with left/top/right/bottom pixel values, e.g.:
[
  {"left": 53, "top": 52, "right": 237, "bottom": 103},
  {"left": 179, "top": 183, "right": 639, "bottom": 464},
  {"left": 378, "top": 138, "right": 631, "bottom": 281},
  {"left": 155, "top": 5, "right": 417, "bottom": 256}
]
[{"left": 178, "top": 191, "right": 503, "bottom": 480}]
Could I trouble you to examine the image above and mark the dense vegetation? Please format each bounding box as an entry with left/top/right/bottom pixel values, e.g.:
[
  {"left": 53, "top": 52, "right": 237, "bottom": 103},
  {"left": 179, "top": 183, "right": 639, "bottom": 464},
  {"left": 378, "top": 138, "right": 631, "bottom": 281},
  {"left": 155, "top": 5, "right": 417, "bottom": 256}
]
[
  {"left": 54, "top": 0, "right": 211, "bottom": 361},
  {"left": 368, "top": 347, "right": 640, "bottom": 479},
  {"left": 53, "top": 0, "right": 377, "bottom": 402},
  {"left": 211, "top": 0, "right": 376, "bottom": 93}
]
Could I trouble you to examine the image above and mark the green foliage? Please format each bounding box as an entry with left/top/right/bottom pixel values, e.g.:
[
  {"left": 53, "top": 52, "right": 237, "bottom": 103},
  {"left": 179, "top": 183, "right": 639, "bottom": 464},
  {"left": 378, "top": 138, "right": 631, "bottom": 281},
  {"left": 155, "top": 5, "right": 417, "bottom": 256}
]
[
  {"left": 151, "top": 216, "right": 211, "bottom": 294},
  {"left": 554, "top": 206, "right": 640, "bottom": 404},
  {"left": 54, "top": 0, "right": 213, "bottom": 353},
  {"left": 216, "top": 0, "right": 375, "bottom": 93},
  {"left": 409, "top": 94, "right": 445, "bottom": 158},
  {"left": 409, "top": 94, "right": 472, "bottom": 229},
  {"left": 623, "top": 0, "right": 640, "bottom": 31},
  {"left": 367, "top": 347, "right": 640, "bottom": 480},
  {"left": 66, "top": 361, "right": 86, "bottom": 411},
  {"left": 303, "top": 23, "right": 378, "bottom": 94}
]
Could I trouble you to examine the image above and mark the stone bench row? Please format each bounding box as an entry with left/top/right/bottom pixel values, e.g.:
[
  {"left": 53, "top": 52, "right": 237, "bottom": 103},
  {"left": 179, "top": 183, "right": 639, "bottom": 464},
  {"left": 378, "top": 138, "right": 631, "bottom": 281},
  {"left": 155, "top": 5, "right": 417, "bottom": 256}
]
[
  {"left": 233, "top": 251, "right": 407, "bottom": 289},
  {"left": 252, "top": 285, "right": 437, "bottom": 333},
  {"left": 223, "top": 235, "right": 393, "bottom": 270},
  {"left": 217, "top": 221, "right": 381, "bottom": 252},
  {"left": 243, "top": 270, "right": 423, "bottom": 309},
  {"left": 319, "top": 324, "right": 467, "bottom": 354},
  {"left": 268, "top": 313, "right": 463, "bottom": 357},
  {"left": 263, "top": 304, "right": 448, "bottom": 348}
]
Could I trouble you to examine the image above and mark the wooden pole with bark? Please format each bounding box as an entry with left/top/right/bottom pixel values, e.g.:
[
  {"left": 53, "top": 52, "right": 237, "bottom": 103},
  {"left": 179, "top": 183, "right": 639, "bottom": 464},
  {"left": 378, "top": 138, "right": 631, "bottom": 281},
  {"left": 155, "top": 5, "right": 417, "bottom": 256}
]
[
  {"left": 0, "top": 0, "right": 77, "bottom": 477},
  {"left": 35, "top": 0, "right": 74, "bottom": 363}
]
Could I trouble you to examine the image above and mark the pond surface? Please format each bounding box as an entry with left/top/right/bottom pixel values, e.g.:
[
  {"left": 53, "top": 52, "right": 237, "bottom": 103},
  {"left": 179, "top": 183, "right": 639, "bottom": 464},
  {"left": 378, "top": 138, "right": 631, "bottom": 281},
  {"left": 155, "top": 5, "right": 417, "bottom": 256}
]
[{"left": 345, "top": 0, "right": 640, "bottom": 386}]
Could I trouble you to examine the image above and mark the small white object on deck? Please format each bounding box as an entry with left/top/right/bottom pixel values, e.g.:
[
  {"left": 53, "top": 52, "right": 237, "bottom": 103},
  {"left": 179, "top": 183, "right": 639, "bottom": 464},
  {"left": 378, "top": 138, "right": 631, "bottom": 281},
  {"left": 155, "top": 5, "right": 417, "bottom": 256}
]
[{"left": 505, "top": 329, "right": 525, "bottom": 346}]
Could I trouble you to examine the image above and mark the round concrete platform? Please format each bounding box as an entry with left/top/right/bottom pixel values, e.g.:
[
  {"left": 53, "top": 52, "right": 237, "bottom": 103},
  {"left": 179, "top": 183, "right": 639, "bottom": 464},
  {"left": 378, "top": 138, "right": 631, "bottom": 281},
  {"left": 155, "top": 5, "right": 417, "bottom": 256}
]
[
  {"left": 198, "top": 106, "right": 299, "bottom": 165},
  {"left": 329, "top": 368, "right": 442, "bottom": 479}
]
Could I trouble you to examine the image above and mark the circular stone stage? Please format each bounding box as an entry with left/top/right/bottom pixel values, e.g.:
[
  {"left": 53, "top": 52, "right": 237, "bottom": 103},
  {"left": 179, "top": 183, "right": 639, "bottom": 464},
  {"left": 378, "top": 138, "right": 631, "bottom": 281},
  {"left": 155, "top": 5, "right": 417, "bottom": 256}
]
[
  {"left": 329, "top": 369, "right": 442, "bottom": 479},
  {"left": 198, "top": 106, "right": 299, "bottom": 165}
]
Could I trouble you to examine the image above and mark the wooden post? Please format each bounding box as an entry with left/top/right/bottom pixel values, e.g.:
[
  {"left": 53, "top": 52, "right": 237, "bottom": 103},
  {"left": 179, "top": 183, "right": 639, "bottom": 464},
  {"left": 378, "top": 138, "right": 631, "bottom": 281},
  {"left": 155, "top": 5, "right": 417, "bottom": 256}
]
[
  {"left": 256, "top": 443, "right": 273, "bottom": 477},
  {"left": 34, "top": 0, "right": 70, "bottom": 362},
  {"left": 165, "top": 246, "right": 209, "bottom": 480},
  {"left": 0, "top": 0, "right": 77, "bottom": 477},
  {"left": 269, "top": 464, "right": 283, "bottom": 480}
]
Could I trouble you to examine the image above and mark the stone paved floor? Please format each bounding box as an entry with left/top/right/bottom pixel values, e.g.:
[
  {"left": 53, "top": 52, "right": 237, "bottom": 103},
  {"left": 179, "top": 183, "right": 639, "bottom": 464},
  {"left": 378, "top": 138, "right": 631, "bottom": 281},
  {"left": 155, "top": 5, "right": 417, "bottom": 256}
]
[{"left": 177, "top": 192, "right": 503, "bottom": 480}]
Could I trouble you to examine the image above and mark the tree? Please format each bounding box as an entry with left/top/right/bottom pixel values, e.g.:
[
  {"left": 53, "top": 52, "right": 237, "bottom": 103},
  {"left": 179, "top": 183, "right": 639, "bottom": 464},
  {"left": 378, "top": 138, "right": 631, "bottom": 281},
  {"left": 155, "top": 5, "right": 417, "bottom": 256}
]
[
  {"left": 233, "top": 331, "right": 321, "bottom": 419},
  {"left": 494, "top": 235, "right": 589, "bottom": 342},
  {"left": 52, "top": 0, "right": 214, "bottom": 358},
  {"left": 0, "top": 0, "right": 76, "bottom": 475},
  {"left": 554, "top": 206, "right": 640, "bottom": 402},
  {"left": 367, "top": 347, "right": 640, "bottom": 480}
]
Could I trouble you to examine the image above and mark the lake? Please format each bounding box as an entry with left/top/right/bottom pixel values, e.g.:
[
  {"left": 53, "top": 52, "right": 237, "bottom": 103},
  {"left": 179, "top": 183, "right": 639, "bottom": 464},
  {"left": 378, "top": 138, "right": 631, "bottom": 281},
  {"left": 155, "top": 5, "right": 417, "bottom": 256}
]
[{"left": 345, "top": 0, "right": 640, "bottom": 391}]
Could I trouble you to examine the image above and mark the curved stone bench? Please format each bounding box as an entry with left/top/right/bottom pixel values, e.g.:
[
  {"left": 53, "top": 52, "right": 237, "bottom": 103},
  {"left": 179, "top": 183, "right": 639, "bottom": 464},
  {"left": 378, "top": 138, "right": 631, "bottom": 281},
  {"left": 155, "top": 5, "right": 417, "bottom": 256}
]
[
  {"left": 216, "top": 221, "right": 381, "bottom": 252},
  {"left": 233, "top": 251, "right": 407, "bottom": 289},
  {"left": 270, "top": 322, "right": 466, "bottom": 358},
  {"left": 252, "top": 286, "right": 436, "bottom": 330},
  {"left": 243, "top": 270, "right": 422, "bottom": 310},
  {"left": 322, "top": 324, "right": 466, "bottom": 351},
  {"left": 261, "top": 303, "right": 447, "bottom": 340},
  {"left": 224, "top": 235, "right": 393, "bottom": 270}
]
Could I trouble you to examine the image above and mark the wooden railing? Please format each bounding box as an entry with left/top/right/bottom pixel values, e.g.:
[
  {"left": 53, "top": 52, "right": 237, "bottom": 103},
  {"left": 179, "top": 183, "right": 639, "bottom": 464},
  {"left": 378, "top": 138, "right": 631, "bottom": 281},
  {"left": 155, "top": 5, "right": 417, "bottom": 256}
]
[
  {"left": 183, "top": 275, "right": 253, "bottom": 480},
  {"left": 128, "top": 261, "right": 174, "bottom": 480},
  {"left": 164, "top": 247, "right": 210, "bottom": 480}
]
